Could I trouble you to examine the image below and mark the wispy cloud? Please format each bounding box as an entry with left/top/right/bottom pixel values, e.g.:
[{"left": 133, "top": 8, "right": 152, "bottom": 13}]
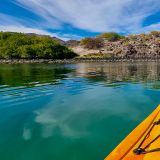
[
  {"left": 0, "top": 13, "right": 75, "bottom": 40},
  {"left": 133, "top": 22, "right": 160, "bottom": 34},
  {"left": 15, "top": 0, "right": 160, "bottom": 33},
  {"left": 0, "top": 13, "right": 55, "bottom": 35},
  {"left": 0, "top": 0, "right": 160, "bottom": 39}
]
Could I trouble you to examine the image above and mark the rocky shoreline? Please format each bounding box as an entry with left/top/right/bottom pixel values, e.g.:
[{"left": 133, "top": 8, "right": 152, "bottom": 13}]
[{"left": 0, "top": 58, "right": 160, "bottom": 64}]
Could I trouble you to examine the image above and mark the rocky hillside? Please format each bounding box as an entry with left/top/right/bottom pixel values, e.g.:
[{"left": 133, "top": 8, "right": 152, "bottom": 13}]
[{"left": 69, "top": 31, "right": 160, "bottom": 58}]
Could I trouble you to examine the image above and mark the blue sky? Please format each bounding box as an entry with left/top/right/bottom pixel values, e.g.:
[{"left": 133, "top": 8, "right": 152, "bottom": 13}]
[{"left": 0, "top": 0, "right": 160, "bottom": 40}]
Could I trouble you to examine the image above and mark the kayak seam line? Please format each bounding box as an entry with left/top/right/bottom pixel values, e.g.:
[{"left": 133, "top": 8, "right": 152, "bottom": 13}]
[{"left": 120, "top": 110, "right": 160, "bottom": 160}]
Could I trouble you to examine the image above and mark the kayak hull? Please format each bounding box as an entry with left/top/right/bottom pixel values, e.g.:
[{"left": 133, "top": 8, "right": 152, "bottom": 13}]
[{"left": 105, "top": 105, "right": 160, "bottom": 160}]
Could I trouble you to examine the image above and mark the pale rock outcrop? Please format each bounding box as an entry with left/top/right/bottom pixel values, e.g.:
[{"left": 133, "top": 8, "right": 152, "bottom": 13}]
[{"left": 69, "top": 33, "right": 160, "bottom": 59}]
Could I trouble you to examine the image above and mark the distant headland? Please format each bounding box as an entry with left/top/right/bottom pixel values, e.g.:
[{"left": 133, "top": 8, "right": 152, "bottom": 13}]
[{"left": 0, "top": 31, "right": 160, "bottom": 63}]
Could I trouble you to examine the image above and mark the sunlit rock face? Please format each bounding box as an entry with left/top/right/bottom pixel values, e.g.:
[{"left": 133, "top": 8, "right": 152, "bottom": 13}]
[{"left": 70, "top": 32, "right": 160, "bottom": 58}]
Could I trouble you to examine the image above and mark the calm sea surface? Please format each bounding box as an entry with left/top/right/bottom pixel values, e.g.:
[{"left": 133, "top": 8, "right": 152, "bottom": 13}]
[{"left": 0, "top": 62, "right": 160, "bottom": 160}]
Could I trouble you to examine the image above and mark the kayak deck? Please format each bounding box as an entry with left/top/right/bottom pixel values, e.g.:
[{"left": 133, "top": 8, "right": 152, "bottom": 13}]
[{"left": 105, "top": 105, "right": 160, "bottom": 160}]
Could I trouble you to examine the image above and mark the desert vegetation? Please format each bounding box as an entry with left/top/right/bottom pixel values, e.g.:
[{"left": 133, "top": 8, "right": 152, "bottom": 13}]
[
  {"left": 72, "top": 31, "right": 160, "bottom": 59},
  {"left": 97, "top": 32, "right": 125, "bottom": 41},
  {"left": 80, "top": 37, "right": 104, "bottom": 49}
]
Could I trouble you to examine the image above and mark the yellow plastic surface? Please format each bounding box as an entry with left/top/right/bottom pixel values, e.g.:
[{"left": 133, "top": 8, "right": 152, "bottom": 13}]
[{"left": 105, "top": 105, "right": 160, "bottom": 160}]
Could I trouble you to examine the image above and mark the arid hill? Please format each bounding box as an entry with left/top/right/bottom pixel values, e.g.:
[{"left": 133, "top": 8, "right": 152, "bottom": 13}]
[{"left": 68, "top": 31, "right": 160, "bottom": 59}]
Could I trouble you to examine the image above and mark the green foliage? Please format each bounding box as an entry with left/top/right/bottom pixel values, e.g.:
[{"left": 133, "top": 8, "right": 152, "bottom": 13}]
[
  {"left": 80, "top": 37, "right": 104, "bottom": 49},
  {"left": 0, "top": 32, "right": 77, "bottom": 59},
  {"left": 98, "top": 32, "right": 124, "bottom": 41}
]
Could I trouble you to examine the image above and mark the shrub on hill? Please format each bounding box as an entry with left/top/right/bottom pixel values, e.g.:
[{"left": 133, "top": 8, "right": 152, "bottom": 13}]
[
  {"left": 98, "top": 32, "right": 124, "bottom": 41},
  {"left": 80, "top": 37, "right": 104, "bottom": 49}
]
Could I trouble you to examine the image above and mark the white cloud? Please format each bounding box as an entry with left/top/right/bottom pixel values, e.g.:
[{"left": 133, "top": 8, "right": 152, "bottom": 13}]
[
  {"left": 15, "top": 0, "right": 160, "bottom": 33},
  {"left": 0, "top": 13, "right": 55, "bottom": 35},
  {"left": 133, "top": 22, "right": 160, "bottom": 34},
  {"left": 23, "top": 128, "right": 32, "bottom": 141},
  {"left": 0, "top": 13, "right": 75, "bottom": 40},
  {"left": 0, "top": 25, "right": 52, "bottom": 35},
  {"left": 1, "top": 0, "right": 160, "bottom": 39}
]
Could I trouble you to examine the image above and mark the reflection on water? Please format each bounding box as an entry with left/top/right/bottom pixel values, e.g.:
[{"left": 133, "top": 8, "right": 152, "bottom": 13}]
[
  {"left": 0, "top": 62, "right": 160, "bottom": 86},
  {"left": 75, "top": 62, "right": 160, "bottom": 90},
  {"left": 75, "top": 62, "right": 160, "bottom": 83},
  {"left": 0, "top": 64, "right": 71, "bottom": 107},
  {"left": 0, "top": 64, "right": 71, "bottom": 86},
  {"left": 0, "top": 62, "right": 160, "bottom": 160}
]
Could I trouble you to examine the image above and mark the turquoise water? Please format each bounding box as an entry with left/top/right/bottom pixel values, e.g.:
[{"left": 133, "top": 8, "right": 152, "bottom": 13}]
[{"left": 0, "top": 62, "right": 160, "bottom": 160}]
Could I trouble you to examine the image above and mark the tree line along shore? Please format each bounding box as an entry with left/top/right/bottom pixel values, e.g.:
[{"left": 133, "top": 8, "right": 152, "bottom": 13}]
[
  {"left": 0, "top": 32, "right": 77, "bottom": 59},
  {"left": 0, "top": 31, "right": 160, "bottom": 62}
]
